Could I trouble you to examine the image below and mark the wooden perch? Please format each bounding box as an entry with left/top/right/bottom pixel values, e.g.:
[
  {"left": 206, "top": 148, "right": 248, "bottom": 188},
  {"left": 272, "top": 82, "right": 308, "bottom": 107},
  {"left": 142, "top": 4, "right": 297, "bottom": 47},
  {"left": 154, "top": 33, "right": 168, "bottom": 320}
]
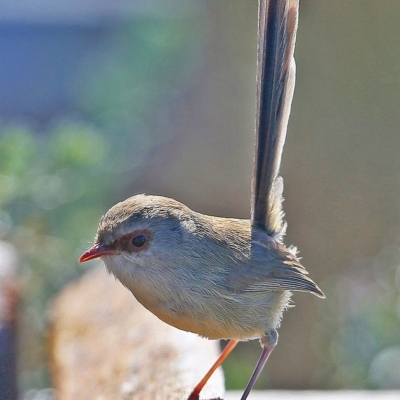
[{"left": 50, "top": 267, "right": 225, "bottom": 400}]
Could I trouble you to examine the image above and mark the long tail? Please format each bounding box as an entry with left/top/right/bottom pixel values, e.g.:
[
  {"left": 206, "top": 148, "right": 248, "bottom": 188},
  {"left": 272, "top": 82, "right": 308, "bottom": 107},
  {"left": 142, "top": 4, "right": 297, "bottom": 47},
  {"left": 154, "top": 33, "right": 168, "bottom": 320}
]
[{"left": 251, "top": 0, "right": 298, "bottom": 237}]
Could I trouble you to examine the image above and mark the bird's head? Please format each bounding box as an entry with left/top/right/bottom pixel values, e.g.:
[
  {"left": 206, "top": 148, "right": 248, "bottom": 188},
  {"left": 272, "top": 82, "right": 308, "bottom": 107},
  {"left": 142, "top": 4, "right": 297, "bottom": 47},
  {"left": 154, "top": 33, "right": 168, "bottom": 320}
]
[{"left": 79, "top": 194, "right": 199, "bottom": 271}]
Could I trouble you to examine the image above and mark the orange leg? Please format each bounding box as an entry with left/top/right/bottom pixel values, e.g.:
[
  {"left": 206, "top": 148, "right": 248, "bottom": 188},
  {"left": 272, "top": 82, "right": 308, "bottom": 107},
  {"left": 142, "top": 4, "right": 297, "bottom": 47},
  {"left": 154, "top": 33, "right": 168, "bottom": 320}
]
[{"left": 187, "top": 339, "right": 239, "bottom": 400}]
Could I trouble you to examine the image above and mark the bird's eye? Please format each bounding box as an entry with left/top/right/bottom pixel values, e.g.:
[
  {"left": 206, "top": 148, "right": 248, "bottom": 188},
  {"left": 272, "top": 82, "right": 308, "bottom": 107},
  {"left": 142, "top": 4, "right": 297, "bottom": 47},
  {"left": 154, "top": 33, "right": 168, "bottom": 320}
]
[{"left": 131, "top": 235, "right": 147, "bottom": 248}]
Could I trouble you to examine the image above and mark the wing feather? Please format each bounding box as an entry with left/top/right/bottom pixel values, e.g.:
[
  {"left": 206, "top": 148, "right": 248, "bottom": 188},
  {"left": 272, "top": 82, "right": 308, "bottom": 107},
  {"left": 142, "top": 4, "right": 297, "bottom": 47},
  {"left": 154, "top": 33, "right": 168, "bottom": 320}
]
[{"left": 223, "top": 230, "right": 325, "bottom": 298}]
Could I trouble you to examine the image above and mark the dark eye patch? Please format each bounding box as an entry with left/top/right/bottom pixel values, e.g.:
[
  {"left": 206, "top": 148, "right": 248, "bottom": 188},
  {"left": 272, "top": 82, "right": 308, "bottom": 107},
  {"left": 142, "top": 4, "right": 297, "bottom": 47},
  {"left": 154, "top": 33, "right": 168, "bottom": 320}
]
[{"left": 117, "top": 230, "right": 152, "bottom": 253}]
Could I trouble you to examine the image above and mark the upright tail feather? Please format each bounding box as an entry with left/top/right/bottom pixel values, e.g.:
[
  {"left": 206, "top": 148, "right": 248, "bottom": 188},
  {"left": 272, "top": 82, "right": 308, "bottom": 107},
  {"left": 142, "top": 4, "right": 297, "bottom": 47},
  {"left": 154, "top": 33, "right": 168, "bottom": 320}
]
[{"left": 251, "top": 0, "right": 298, "bottom": 237}]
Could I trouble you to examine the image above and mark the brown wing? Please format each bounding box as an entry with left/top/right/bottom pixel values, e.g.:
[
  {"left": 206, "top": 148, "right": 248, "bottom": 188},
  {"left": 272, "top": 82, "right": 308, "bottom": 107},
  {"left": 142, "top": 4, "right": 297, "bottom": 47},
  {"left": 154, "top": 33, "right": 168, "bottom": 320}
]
[{"left": 223, "top": 231, "right": 325, "bottom": 298}]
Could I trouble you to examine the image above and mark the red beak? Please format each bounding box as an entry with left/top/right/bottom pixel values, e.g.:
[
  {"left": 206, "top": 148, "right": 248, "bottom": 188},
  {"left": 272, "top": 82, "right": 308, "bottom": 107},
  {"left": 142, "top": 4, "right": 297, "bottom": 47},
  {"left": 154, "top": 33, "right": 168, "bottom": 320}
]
[{"left": 79, "top": 243, "right": 115, "bottom": 262}]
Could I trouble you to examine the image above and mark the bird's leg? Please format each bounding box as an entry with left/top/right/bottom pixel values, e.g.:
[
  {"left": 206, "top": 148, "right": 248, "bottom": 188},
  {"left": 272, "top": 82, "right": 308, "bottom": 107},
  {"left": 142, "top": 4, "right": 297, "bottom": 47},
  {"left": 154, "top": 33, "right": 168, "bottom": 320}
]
[
  {"left": 187, "top": 339, "right": 239, "bottom": 400},
  {"left": 240, "top": 329, "right": 278, "bottom": 400}
]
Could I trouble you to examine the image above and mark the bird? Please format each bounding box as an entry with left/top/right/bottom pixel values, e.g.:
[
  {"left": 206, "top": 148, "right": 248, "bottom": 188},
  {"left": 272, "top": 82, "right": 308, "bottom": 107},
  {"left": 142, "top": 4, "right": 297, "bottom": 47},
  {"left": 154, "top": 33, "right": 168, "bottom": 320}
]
[{"left": 79, "top": 1, "right": 324, "bottom": 399}]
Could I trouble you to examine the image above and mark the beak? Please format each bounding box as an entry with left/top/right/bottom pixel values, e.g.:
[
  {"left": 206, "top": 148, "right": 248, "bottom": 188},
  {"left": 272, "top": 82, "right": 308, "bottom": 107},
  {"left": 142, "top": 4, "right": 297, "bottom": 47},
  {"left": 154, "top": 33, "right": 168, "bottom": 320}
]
[{"left": 79, "top": 243, "right": 115, "bottom": 263}]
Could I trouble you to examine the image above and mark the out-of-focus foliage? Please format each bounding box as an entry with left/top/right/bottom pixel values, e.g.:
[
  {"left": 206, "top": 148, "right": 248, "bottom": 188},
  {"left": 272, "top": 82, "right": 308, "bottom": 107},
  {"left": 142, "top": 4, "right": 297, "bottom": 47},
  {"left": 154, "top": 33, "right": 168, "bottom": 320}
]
[
  {"left": 0, "top": 7, "right": 204, "bottom": 392},
  {"left": 0, "top": 122, "right": 112, "bottom": 389},
  {"left": 74, "top": 16, "right": 204, "bottom": 177},
  {"left": 314, "top": 245, "right": 400, "bottom": 389}
]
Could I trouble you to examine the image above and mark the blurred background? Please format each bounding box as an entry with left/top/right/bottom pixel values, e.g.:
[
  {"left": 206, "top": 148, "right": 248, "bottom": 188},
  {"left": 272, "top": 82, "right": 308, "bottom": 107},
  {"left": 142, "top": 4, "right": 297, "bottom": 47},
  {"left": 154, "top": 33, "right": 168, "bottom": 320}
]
[{"left": 0, "top": 0, "right": 400, "bottom": 397}]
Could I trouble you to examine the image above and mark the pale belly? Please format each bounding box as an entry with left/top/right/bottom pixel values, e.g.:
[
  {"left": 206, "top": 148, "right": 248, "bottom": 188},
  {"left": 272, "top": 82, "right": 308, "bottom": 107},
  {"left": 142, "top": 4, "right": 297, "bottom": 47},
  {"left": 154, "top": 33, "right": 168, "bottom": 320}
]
[{"left": 132, "top": 286, "right": 291, "bottom": 341}]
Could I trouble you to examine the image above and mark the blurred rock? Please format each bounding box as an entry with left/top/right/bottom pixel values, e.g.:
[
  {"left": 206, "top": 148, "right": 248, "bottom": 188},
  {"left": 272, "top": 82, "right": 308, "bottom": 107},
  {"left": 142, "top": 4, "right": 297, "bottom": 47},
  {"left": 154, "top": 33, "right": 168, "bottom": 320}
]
[{"left": 50, "top": 266, "right": 224, "bottom": 400}]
